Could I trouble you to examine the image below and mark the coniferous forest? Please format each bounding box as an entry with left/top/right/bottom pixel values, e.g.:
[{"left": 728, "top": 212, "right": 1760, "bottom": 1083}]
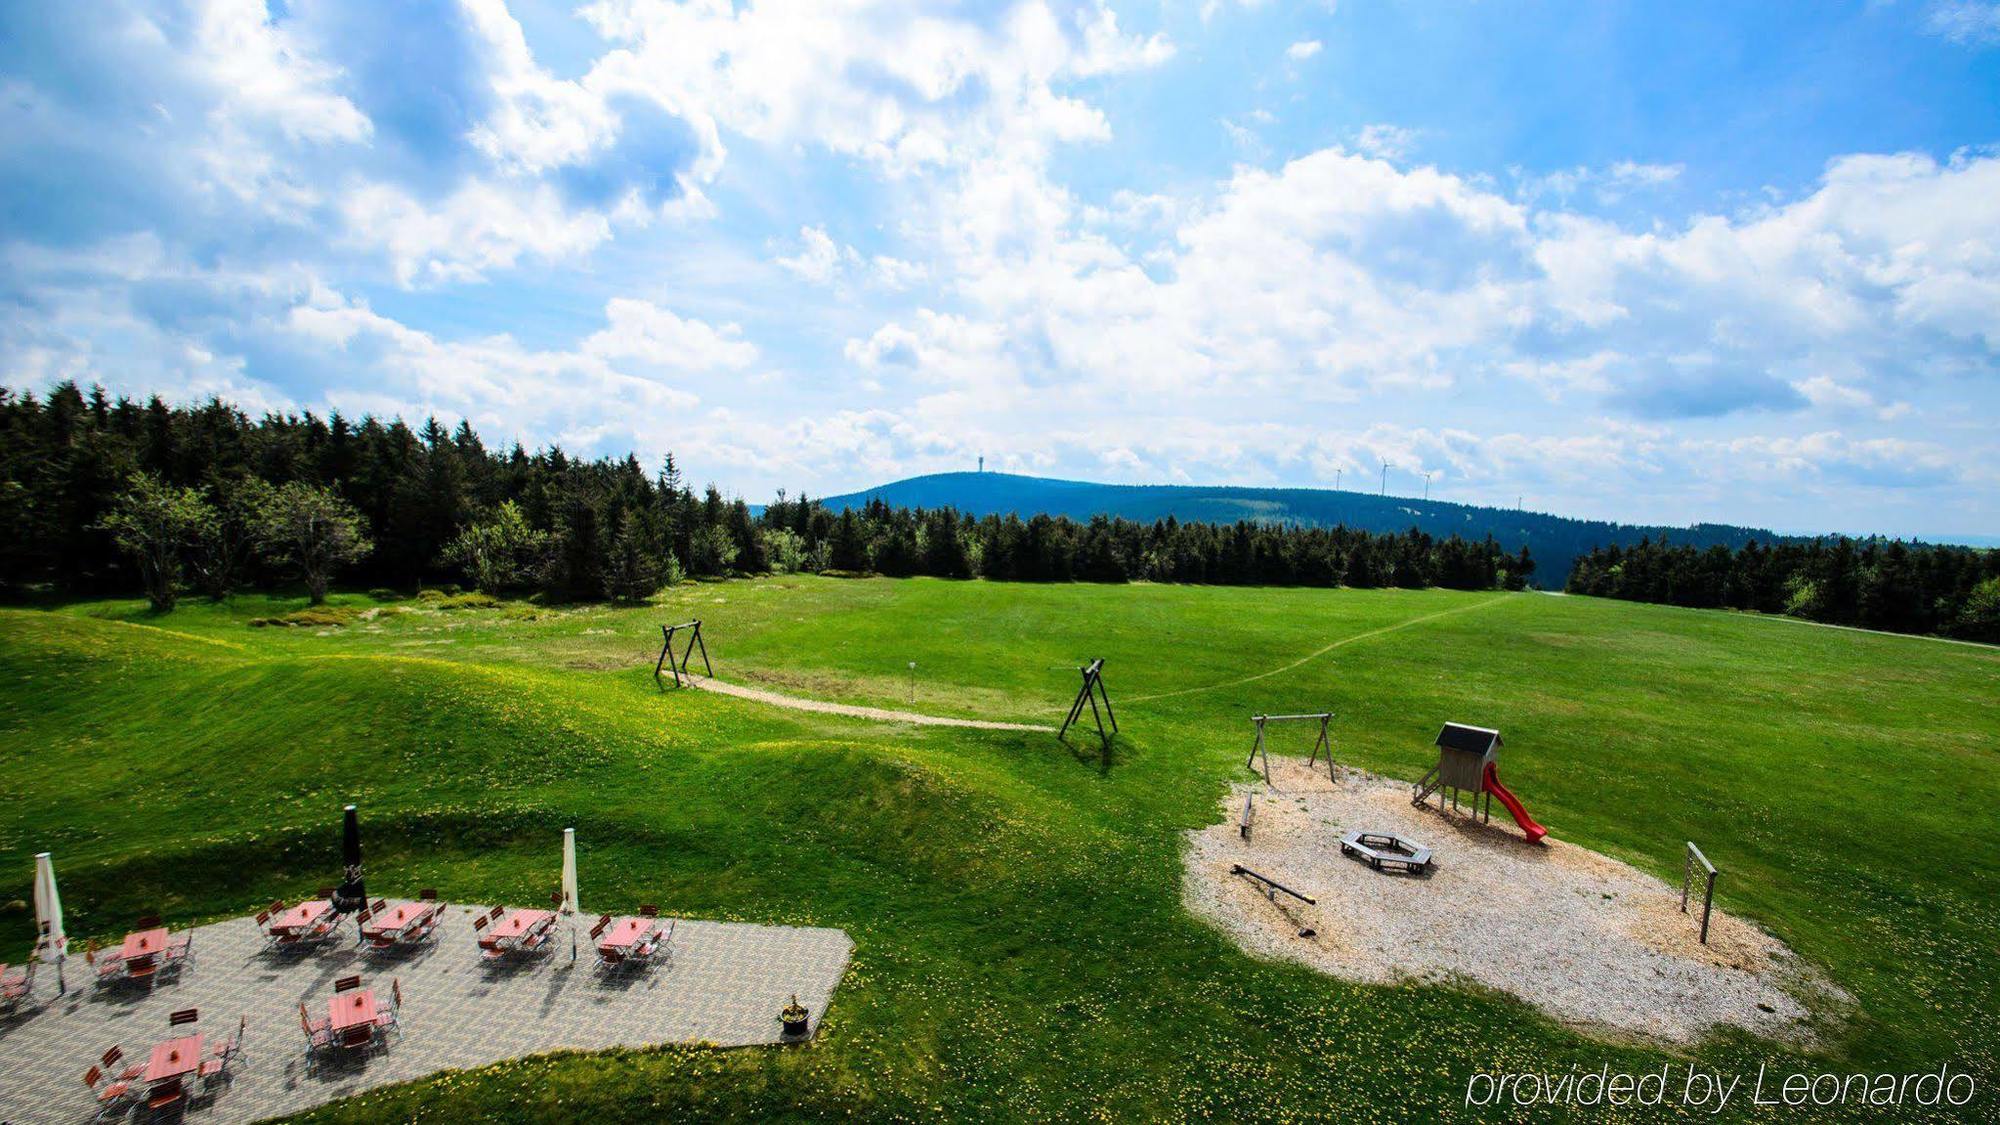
[
  {"left": 3, "top": 382, "right": 1994, "bottom": 644},
  {"left": 1566, "top": 537, "right": 2000, "bottom": 642},
  {"left": 0, "top": 384, "right": 1535, "bottom": 606}
]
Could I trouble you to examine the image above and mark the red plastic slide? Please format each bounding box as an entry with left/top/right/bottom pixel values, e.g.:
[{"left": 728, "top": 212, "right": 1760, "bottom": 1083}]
[{"left": 1481, "top": 762, "right": 1548, "bottom": 843}]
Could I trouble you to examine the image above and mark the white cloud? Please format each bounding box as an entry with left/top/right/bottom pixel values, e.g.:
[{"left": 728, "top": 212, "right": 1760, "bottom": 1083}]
[
  {"left": 577, "top": 0, "right": 1174, "bottom": 175},
  {"left": 775, "top": 225, "right": 929, "bottom": 290},
  {"left": 340, "top": 182, "right": 617, "bottom": 287},
  {"left": 1354, "top": 123, "right": 1417, "bottom": 160},
  {"left": 843, "top": 140, "right": 2000, "bottom": 503},
  {"left": 191, "top": 0, "right": 373, "bottom": 145},
  {"left": 774, "top": 226, "right": 852, "bottom": 286},
  {"left": 1286, "top": 39, "right": 1323, "bottom": 61},
  {"left": 583, "top": 298, "right": 758, "bottom": 372},
  {"left": 1513, "top": 159, "right": 1681, "bottom": 206},
  {"left": 1926, "top": 1, "right": 2000, "bottom": 45},
  {"left": 1606, "top": 160, "right": 1682, "bottom": 187},
  {"left": 461, "top": 0, "right": 623, "bottom": 175}
]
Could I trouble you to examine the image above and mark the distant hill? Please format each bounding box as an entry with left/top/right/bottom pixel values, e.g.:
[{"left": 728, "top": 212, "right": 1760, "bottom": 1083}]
[{"left": 813, "top": 472, "right": 1797, "bottom": 582}]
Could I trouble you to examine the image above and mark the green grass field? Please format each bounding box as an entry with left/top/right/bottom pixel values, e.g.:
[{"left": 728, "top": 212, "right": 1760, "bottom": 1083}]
[{"left": 3, "top": 577, "right": 1996, "bottom": 1121}]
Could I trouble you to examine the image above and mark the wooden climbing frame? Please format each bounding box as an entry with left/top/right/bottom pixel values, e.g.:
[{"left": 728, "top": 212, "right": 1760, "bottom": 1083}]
[
  {"left": 654, "top": 620, "right": 714, "bottom": 687},
  {"left": 1058, "top": 658, "right": 1117, "bottom": 744}
]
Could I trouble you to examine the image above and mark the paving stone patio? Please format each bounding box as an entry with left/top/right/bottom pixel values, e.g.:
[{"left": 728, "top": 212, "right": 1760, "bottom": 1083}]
[{"left": 0, "top": 906, "right": 851, "bottom": 1123}]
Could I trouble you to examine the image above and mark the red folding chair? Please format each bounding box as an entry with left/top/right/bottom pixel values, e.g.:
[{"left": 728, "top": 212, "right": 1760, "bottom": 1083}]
[
  {"left": 146, "top": 1079, "right": 185, "bottom": 1113},
  {"left": 86, "top": 940, "right": 124, "bottom": 984},
  {"left": 100, "top": 1046, "right": 144, "bottom": 1082},
  {"left": 300, "top": 1001, "right": 331, "bottom": 1069},
  {"left": 376, "top": 978, "right": 404, "bottom": 1035},
  {"left": 83, "top": 1064, "right": 134, "bottom": 1120},
  {"left": 210, "top": 1014, "right": 245, "bottom": 1060}
]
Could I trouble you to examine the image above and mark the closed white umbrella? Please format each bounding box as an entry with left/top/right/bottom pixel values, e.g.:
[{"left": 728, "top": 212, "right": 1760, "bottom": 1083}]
[
  {"left": 33, "top": 852, "right": 66, "bottom": 995},
  {"left": 559, "top": 828, "right": 579, "bottom": 916},
  {"left": 559, "top": 828, "right": 580, "bottom": 963}
]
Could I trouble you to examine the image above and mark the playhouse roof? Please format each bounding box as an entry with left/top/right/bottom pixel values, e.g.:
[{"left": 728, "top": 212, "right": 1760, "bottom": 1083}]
[{"left": 1436, "top": 723, "right": 1501, "bottom": 755}]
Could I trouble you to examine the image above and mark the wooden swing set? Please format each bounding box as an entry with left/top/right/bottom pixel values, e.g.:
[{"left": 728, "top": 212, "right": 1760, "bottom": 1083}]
[
  {"left": 1245, "top": 712, "right": 1336, "bottom": 785},
  {"left": 1057, "top": 659, "right": 1117, "bottom": 744},
  {"left": 653, "top": 620, "right": 713, "bottom": 687}
]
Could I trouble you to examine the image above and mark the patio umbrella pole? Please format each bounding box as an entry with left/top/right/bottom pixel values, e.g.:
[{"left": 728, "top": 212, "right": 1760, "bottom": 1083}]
[{"left": 334, "top": 804, "right": 366, "bottom": 914}]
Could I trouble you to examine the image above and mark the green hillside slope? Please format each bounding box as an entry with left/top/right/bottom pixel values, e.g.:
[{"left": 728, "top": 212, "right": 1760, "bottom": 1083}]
[{"left": 2, "top": 580, "right": 1995, "bottom": 1121}]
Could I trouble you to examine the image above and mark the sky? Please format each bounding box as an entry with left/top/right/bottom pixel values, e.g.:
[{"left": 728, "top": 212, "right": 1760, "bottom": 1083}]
[{"left": 2, "top": 1, "right": 1997, "bottom": 539}]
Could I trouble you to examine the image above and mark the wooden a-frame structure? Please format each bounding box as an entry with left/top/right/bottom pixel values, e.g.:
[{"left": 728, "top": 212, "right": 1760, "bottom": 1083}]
[
  {"left": 1058, "top": 658, "right": 1117, "bottom": 743},
  {"left": 654, "top": 620, "right": 713, "bottom": 687},
  {"left": 1245, "top": 712, "right": 1335, "bottom": 785}
]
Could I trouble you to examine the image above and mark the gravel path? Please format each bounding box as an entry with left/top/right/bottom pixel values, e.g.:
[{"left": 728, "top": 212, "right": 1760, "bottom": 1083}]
[
  {"left": 689, "top": 676, "right": 1056, "bottom": 732},
  {"left": 1184, "top": 759, "right": 1848, "bottom": 1047}
]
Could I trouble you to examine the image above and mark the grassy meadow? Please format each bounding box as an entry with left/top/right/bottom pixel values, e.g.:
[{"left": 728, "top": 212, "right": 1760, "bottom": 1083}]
[{"left": 1, "top": 577, "right": 1996, "bottom": 1121}]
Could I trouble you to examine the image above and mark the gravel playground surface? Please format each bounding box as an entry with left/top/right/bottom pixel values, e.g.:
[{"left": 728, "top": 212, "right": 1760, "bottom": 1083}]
[{"left": 1183, "top": 759, "right": 1849, "bottom": 1047}]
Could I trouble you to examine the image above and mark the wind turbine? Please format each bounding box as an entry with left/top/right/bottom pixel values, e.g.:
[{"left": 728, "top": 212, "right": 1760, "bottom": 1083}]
[
  {"left": 1380, "top": 460, "right": 1391, "bottom": 496},
  {"left": 1423, "top": 471, "right": 1433, "bottom": 501}
]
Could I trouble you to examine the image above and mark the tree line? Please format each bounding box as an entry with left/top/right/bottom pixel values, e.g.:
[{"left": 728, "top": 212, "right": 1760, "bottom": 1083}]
[
  {"left": 1566, "top": 536, "right": 2000, "bottom": 642},
  {"left": 0, "top": 383, "right": 1538, "bottom": 608}
]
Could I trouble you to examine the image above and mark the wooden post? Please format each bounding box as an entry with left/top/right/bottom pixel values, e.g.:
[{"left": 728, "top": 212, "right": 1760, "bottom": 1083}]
[
  {"left": 664, "top": 616, "right": 688, "bottom": 680},
  {"left": 1305, "top": 713, "right": 1336, "bottom": 781},
  {"left": 1095, "top": 665, "right": 1117, "bottom": 734},
  {"left": 683, "top": 620, "right": 712, "bottom": 679},
  {"left": 1239, "top": 793, "right": 1255, "bottom": 839},
  {"left": 1245, "top": 717, "right": 1271, "bottom": 785},
  {"left": 1682, "top": 842, "right": 1718, "bottom": 945}
]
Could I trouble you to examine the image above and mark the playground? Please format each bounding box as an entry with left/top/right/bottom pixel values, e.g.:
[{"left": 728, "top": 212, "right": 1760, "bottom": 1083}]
[{"left": 1184, "top": 757, "right": 1848, "bottom": 1047}]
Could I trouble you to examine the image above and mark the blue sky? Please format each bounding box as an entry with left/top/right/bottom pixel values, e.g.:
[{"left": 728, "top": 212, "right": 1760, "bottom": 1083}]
[{"left": 2, "top": 1, "right": 1997, "bottom": 538}]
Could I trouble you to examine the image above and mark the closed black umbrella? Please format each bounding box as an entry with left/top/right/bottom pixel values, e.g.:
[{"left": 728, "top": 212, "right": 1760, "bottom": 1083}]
[{"left": 333, "top": 804, "right": 366, "bottom": 913}]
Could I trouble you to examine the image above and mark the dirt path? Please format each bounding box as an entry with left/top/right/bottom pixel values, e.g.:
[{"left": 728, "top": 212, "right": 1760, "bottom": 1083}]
[
  {"left": 1125, "top": 593, "right": 1515, "bottom": 704},
  {"left": 688, "top": 675, "right": 1056, "bottom": 732}
]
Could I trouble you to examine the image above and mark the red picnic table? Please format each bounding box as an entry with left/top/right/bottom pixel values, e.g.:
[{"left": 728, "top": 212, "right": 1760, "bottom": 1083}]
[
  {"left": 269, "top": 900, "right": 333, "bottom": 936},
  {"left": 328, "top": 988, "right": 378, "bottom": 1047},
  {"left": 118, "top": 927, "right": 169, "bottom": 981},
  {"left": 596, "top": 917, "right": 656, "bottom": 952},
  {"left": 121, "top": 927, "right": 168, "bottom": 962},
  {"left": 144, "top": 1033, "right": 204, "bottom": 1084},
  {"left": 360, "top": 902, "right": 436, "bottom": 944},
  {"left": 484, "top": 909, "right": 553, "bottom": 948}
]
